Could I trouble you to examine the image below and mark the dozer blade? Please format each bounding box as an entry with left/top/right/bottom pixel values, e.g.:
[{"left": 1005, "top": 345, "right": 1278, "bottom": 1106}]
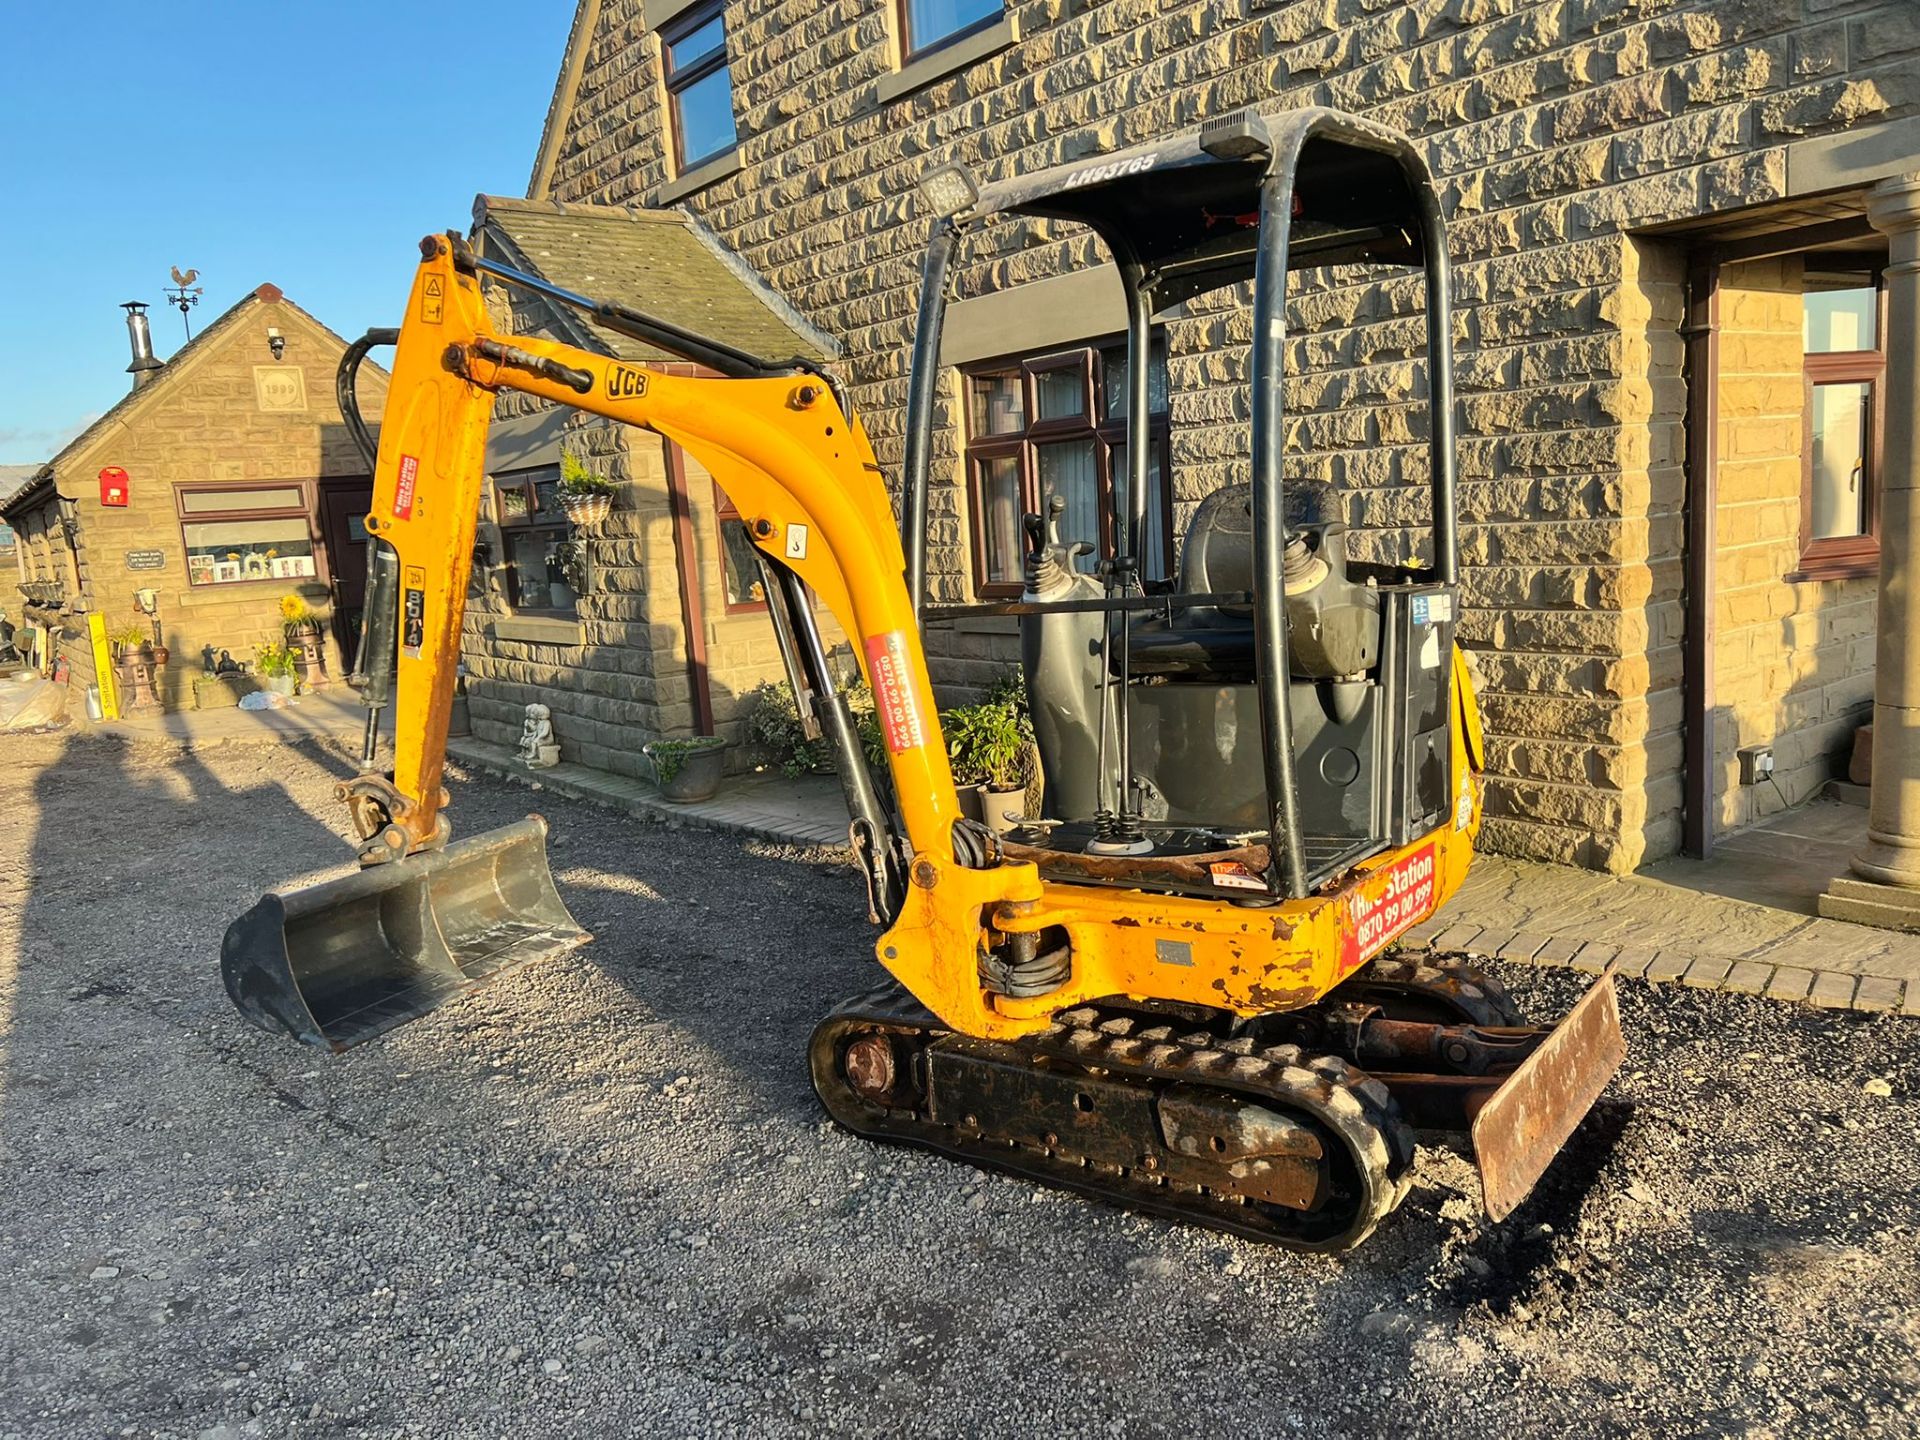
[
  {"left": 1471, "top": 971, "right": 1625, "bottom": 1221},
  {"left": 221, "top": 816, "right": 588, "bottom": 1052}
]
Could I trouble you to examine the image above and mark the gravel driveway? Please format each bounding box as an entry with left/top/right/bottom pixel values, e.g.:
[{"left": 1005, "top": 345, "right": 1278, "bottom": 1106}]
[{"left": 3, "top": 732, "right": 1919, "bottom": 1438}]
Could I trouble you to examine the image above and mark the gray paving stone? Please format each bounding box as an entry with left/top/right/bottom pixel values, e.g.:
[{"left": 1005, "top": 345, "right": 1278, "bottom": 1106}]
[
  {"left": 1400, "top": 919, "right": 1445, "bottom": 947},
  {"left": 1610, "top": 946, "right": 1658, "bottom": 978},
  {"left": 1721, "top": 961, "right": 1774, "bottom": 996},
  {"left": 1568, "top": 941, "right": 1620, "bottom": 975},
  {"left": 1903, "top": 980, "right": 1920, "bottom": 1017},
  {"left": 1809, "top": 971, "right": 1858, "bottom": 1010},
  {"left": 1645, "top": 951, "right": 1692, "bottom": 984},
  {"left": 1853, "top": 976, "right": 1904, "bottom": 1013},
  {"left": 1681, "top": 955, "right": 1734, "bottom": 989},
  {"left": 1766, "top": 967, "right": 1815, "bottom": 1002},
  {"left": 1497, "top": 933, "right": 1550, "bottom": 963},
  {"left": 1430, "top": 924, "right": 1484, "bottom": 953},
  {"left": 1534, "top": 936, "right": 1584, "bottom": 965}
]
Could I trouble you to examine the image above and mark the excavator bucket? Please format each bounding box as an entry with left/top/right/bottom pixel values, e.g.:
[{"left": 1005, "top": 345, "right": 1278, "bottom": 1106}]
[{"left": 221, "top": 816, "right": 588, "bottom": 1051}]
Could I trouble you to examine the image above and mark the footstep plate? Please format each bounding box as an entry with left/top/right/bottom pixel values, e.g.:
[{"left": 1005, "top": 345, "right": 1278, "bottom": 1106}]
[{"left": 1471, "top": 972, "right": 1626, "bottom": 1222}]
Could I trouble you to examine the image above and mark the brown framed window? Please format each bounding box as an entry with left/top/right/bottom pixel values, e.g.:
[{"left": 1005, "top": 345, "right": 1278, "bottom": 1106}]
[
  {"left": 175, "top": 482, "right": 321, "bottom": 587},
  {"left": 494, "top": 467, "right": 578, "bottom": 617},
  {"left": 898, "top": 0, "right": 1002, "bottom": 60},
  {"left": 961, "top": 336, "right": 1172, "bottom": 599},
  {"left": 712, "top": 482, "right": 768, "bottom": 613},
  {"left": 661, "top": 1, "right": 737, "bottom": 172},
  {"left": 1795, "top": 264, "right": 1886, "bottom": 581}
]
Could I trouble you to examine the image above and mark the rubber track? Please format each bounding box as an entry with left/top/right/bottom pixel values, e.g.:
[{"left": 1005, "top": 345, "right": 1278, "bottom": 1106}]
[{"left": 810, "top": 981, "right": 1418, "bottom": 1253}]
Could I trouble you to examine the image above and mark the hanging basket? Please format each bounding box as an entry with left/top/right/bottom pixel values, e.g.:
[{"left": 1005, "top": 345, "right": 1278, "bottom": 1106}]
[{"left": 560, "top": 491, "right": 613, "bottom": 529}]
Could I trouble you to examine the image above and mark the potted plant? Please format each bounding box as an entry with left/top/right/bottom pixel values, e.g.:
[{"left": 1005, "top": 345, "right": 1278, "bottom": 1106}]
[
  {"left": 280, "top": 594, "right": 329, "bottom": 687},
  {"left": 557, "top": 450, "right": 617, "bottom": 528},
  {"left": 108, "top": 619, "right": 147, "bottom": 662},
  {"left": 642, "top": 734, "right": 727, "bottom": 803},
  {"left": 255, "top": 639, "right": 299, "bottom": 697},
  {"left": 945, "top": 679, "right": 1035, "bottom": 834}
]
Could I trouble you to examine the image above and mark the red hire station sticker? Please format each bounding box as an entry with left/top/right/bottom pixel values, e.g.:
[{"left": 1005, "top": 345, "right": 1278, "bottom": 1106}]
[
  {"left": 864, "top": 629, "right": 928, "bottom": 754},
  {"left": 393, "top": 453, "right": 420, "bottom": 521},
  {"left": 1339, "top": 842, "right": 1437, "bottom": 972}
]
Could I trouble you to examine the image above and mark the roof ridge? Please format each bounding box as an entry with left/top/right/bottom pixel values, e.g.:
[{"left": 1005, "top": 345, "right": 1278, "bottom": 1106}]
[{"left": 478, "top": 193, "right": 686, "bottom": 225}]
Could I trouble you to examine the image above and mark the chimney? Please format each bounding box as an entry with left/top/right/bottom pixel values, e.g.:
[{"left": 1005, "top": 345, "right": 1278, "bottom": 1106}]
[{"left": 121, "top": 301, "right": 165, "bottom": 389}]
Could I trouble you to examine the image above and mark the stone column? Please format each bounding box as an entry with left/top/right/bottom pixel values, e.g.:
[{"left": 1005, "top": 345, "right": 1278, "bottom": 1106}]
[{"left": 1823, "top": 174, "right": 1920, "bottom": 927}]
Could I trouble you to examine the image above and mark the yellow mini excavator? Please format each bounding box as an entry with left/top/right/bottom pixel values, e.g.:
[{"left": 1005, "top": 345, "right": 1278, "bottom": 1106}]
[{"left": 223, "top": 108, "right": 1624, "bottom": 1251}]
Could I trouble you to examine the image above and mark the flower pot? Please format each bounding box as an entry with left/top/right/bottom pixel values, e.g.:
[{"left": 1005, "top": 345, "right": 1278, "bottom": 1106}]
[
  {"left": 263, "top": 674, "right": 297, "bottom": 697},
  {"left": 980, "top": 786, "right": 1026, "bottom": 835},
  {"left": 644, "top": 738, "right": 726, "bottom": 803},
  {"left": 293, "top": 634, "right": 329, "bottom": 689},
  {"left": 560, "top": 491, "right": 613, "bottom": 528},
  {"left": 955, "top": 783, "right": 985, "bottom": 822}
]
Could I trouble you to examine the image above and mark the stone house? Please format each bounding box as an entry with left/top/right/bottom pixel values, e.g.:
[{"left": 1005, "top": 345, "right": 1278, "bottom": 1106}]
[
  {"left": 513, "top": 0, "right": 1919, "bottom": 872},
  {"left": 460, "top": 194, "right": 847, "bottom": 773},
  {"left": 2, "top": 287, "right": 385, "bottom": 710}
]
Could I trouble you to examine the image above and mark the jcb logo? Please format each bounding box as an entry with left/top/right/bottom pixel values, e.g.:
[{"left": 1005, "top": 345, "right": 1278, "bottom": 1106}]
[{"left": 606, "top": 366, "right": 649, "bottom": 400}]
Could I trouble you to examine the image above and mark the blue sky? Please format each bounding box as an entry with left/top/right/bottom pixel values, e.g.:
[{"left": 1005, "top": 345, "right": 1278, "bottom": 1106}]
[{"left": 0, "top": 4, "right": 572, "bottom": 465}]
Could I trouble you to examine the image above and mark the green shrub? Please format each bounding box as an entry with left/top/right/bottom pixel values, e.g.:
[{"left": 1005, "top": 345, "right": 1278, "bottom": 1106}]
[
  {"left": 745, "top": 678, "right": 885, "bottom": 777},
  {"left": 944, "top": 674, "right": 1033, "bottom": 790}
]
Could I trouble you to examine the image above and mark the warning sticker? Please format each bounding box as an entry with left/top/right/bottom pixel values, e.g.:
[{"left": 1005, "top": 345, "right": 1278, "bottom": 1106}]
[
  {"left": 1208, "top": 861, "right": 1266, "bottom": 891},
  {"left": 393, "top": 453, "right": 420, "bottom": 521},
  {"left": 402, "top": 573, "right": 426, "bottom": 660},
  {"left": 1339, "top": 842, "right": 1437, "bottom": 972},
  {"left": 863, "top": 630, "right": 928, "bottom": 754},
  {"left": 421, "top": 275, "right": 444, "bottom": 325}
]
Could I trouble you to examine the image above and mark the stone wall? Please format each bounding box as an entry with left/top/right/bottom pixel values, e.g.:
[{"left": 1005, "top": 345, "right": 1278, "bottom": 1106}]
[
  {"left": 29, "top": 296, "right": 384, "bottom": 710},
  {"left": 1711, "top": 254, "right": 1875, "bottom": 831},
  {"left": 460, "top": 284, "right": 851, "bottom": 773},
  {"left": 536, "top": 0, "right": 1920, "bottom": 869}
]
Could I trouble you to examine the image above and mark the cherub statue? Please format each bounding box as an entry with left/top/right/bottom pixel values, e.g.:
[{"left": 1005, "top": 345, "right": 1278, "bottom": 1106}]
[{"left": 517, "top": 703, "right": 559, "bottom": 769}]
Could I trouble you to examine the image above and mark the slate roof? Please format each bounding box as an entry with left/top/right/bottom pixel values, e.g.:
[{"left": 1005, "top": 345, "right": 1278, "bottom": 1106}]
[{"left": 472, "top": 195, "right": 836, "bottom": 366}]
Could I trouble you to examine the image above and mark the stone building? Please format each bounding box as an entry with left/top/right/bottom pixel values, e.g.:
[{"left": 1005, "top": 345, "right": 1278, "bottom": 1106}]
[
  {"left": 514, "top": 0, "right": 1919, "bottom": 872},
  {"left": 460, "top": 195, "right": 846, "bottom": 772},
  {"left": 2, "top": 287, "right": 385, "bottom": 710}
]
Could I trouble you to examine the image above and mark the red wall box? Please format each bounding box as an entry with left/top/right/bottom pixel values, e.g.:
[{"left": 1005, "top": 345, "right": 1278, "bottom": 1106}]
[{"left": 99, "top": 467, "right": 129, "bottom": 507}]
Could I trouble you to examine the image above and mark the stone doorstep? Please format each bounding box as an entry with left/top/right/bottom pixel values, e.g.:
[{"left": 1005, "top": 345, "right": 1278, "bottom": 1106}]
[
  {"left": 1399, "top": 926, "right": 1920, "bottom": 1021},
  {"left": 447, "top": 736, "right": 849, "bottom": 851},
  {"left": 1818, "top": 876, "right": 1920, "bottom": 933}
]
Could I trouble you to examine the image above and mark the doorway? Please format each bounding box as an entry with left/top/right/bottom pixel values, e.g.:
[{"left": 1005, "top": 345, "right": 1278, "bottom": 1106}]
[{"left": 318, "top": 479, "right": 374, "bottom": 660}]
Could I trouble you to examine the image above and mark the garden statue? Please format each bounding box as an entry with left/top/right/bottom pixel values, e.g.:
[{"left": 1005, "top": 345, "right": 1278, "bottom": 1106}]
[{"left": 517, "top": 703, "right": 560, "bottom": 769}]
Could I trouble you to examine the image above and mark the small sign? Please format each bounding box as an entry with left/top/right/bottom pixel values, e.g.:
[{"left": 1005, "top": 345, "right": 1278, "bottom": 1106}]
[
  {"left": 1339, "top": 843, "right": 1437, "bottom": 972},
  {"left": 421, "top": 274, "right": 445, "bottom": 324},
  {"left": 785, "top": 523, "right": 808, "bottom": 560},
  {"left": 863, "top": 629, "right": 928, "bottom": 754},
  {"left": 393, "top": 454, "right": 420, "bottom": 521},
  {"left": 125, "top": 549, "right": 166, "bottom": 571},
  {"left": 1411, "top": 593, "right": 1453, "bottom": 626},
  {"left": 253, "top": 366, "right": 308, "bottom": 412},
  {"left": 1208, "top": 861, "right": 1266, "bottom": 891},
  {"left": 99, "top": 466, "right": 129, "bottom": 507}
]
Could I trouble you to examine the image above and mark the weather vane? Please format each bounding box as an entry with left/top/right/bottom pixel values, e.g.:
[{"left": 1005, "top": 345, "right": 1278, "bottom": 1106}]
[{"left": 164, "top": 266, "right": 203, "bottom": 341}]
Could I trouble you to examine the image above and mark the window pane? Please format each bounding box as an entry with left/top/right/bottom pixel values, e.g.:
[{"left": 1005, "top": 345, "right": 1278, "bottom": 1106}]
[
  {"left": 1809, "top": 381, "right": 1871, "bottom": 540},
  {"left": 507, "top": 528, "right": 576, "bottom": 614},
  {"left": 1032, "top": 365, "right": 1087, "bottom": 424},
  {"left": 1110, "top": 441, "right": 1168, "bottom": 582},
  {"left": 1037, "top": 440, "right": 1100, "bottom": 575},
  {"left": 976, "top": 454, "right": 1023, "bottom": 587},
  {"left": 720, "top": 518, "right": 767, "bottom": 607},
  {"left": 904, "top": 0, "right": 1000, "bottom": 51},
  {"left": 674, "top": 67, "right": 737, "bottom": 166},
  {"left": 968, "top": 372, "right": 1023, "bottom": 436},
  {"left": 666, "top": 14, "right": 725, "bottom": 70},
  {"left": 1804, "top": 283, "right": 1876, "bottom": 354},
  {"left": 496, "top": 483, "right": 531, "bottom": 520},
  {"left": 1100, "top": 341, "right": 1170, "bottom": 419},
  {"left": 180, "top": 486, "right": 304, "bottom": 514},
  {"left": 183, "top": 518, "right": 315, "bottom": 585},
  {"left": 532, "top": 478, "right": 564, "bottom": 521}
]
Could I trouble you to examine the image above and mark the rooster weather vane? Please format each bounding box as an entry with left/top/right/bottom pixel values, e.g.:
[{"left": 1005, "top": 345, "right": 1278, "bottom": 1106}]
[{"left": 164, "top": 266, "right": 203, "bottom": 341}]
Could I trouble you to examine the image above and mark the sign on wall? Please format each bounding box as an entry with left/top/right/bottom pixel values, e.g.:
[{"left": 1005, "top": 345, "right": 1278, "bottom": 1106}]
[
  {"left": 253, "top": 365, "right": 308, "bottom": 412},
  {"left": 99, "top": 467, "right": 129, "bottom": 506},
  {"left": 124, "top": 549, "right": 167, "bottom": 571}
]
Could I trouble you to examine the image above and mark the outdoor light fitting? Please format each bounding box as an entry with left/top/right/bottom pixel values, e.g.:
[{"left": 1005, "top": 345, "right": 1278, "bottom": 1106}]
[
  {"left": 917, "top": 163, "right": 979, "bottom": 219},
  {"left": 266, "top": 327, "right": 286, "bottom": 362}
]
